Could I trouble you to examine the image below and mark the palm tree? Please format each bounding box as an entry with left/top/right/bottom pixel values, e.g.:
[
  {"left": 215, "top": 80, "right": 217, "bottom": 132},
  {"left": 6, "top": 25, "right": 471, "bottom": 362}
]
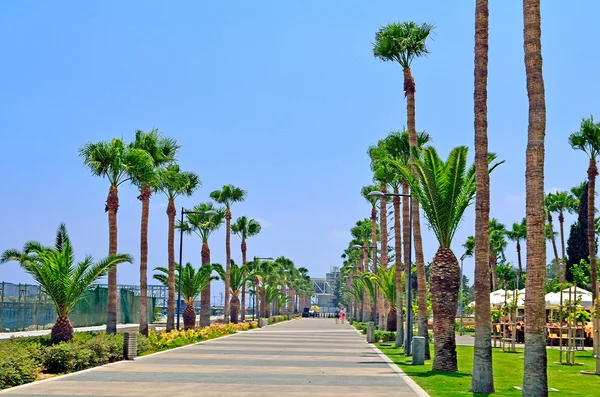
[
  {"left": 383, "top": 130, "right": 431, "bottom": 348},
  {"left": 471, "top": 0, "right": 494, "bottom": 391},
  {"left": 489, "top": 219, "right": 507, "bottom": 291},
  {"left": 569, "top": 116, "right": 600, "bottom": 301},
  {"left": 154, "top": 262, "right": 216, "bottom": 329},
  {"left": 210, "top": 185, "right": 248, "bottom": 323},
  {"left": 79, "top": 138, "right": 153, "bottom": 334},
  {"left": 156, "top": 164, "right": 201, "bottom": 331},
  {"left": 1, "top": 224, "right": 133, "bottom": 343},
  {"left": 506, "top": 218, "right": 527, "bottom": 278},
  {"left": 214, "top": 260, "right": 249, "bottom": 323},
  {"left": 549, "top": 191, "right": 577, "bottom": 282},
  {"left": 178, "top": 202, "right": 226, "bottom": 327},
  {"left": 522, "top": 1, "right": 548, "bottom": 393},
  {"left": 351, "top": 219, "right": 379, "bottom": 321},
  {"left": 544, "top": 193, "right": 562, "bottom": 284},
  {"left": 231, "top": 216, "right": 261, "bottom": 321},
  {"left": 361, "top": 185, "right": 379, "bottom": 322},
  {"left": 129, "top": 129, "right": 179, "bottom": 336},
  {"left": 373, "top": 22, "right": 434, "bottom": 357},
  {"left": 396, "top": 146, "right": 502, "bottom": 372}
]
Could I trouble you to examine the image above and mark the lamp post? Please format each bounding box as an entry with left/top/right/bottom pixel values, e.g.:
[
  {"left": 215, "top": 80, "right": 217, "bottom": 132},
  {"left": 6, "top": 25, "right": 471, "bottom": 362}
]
[
  {"left": 252, "top": 256, "right": 274, "bottom": 321},
  {"left": 368, "top": 190, "right": 413, "bottom": 355},
  {"left": 352, "top": 244, "right": 377, "bottom": 327},
  {"left": 176, "top": 208, "right": 218, "bottom": 330}
]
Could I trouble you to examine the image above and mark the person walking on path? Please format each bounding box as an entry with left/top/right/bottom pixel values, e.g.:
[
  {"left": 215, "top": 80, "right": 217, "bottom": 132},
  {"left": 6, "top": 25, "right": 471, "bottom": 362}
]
[
  {"left": 340, "top": 308, "right": 346, "bottom": 324},
  {"left": 334, "top": 307, "right": 340, "bottom": 324}
]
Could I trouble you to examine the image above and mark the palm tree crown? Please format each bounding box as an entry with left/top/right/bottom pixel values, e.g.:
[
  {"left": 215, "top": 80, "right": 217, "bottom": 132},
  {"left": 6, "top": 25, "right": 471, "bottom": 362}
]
[
  {"left": 373, "top": 22, "right": 435, "bottom": 69},
  {"left": 179, "top": 202, "right": 226, "bottom": 243},
  {"left": 209, "top": 184, "right": 247, "bottom": 208},
  {"left": 231, "top": 216, "right": 262, "bottom": 241},
  {"left": 568, "top": 116, "right": 600, "bottom": 160},
  {"left": 154, "top": 262, "right": 215, "bottom": 305},
  {"left": 156, "top": 164, "right": 201, "bottom": 200},
  {"left": 394, "top": 146, "right": 503, "bottom": 247}
]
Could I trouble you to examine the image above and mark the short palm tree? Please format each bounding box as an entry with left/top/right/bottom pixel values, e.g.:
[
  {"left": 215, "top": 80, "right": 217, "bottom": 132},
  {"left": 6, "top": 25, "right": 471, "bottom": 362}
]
[
  {"left": 178, "top": 202, "right": 225, "bottom": 327},
  {"left": 506, "top": 218, "right": 527, "bottom": 278},
  {"left": 78, "top": 138, "right": 153, "bottom": 334},
  {"left": 154, "top": 262, "right": 216, "bottom": 329},
  {"left": 231, "top": 216, "right": 261, "bottom": 321},
  {"left": 264, "top": 285, "right": 281, "bottom": 317},
  {"left": 129, "top": 129, "right": 179, "bottom": 336},
  {"left": 214, "top": 260, "right": 250, "bottom": 323},
  {"left": 351, "top": 219, "right": 379, "bottom": 321},
  {"left": 156, "top": 164, "right": 201, "bottom": 331},
  {"left": 1, "top": 224, "right": 133, "bottom": 343},
  {"left": 395, "top": 146, "right": 502, "bottom": 372},
  {"left": 569, "top": 116, "right": 600, "bottom": 301},
  {"left": 210, "top": 185, "right": 248, "bottom": 323}
]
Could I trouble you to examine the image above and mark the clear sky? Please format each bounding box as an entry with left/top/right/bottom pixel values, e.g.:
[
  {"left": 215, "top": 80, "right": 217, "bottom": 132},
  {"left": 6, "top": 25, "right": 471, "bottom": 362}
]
[{"left": 1, "top": 1, "right": 598, "bottom": 298}]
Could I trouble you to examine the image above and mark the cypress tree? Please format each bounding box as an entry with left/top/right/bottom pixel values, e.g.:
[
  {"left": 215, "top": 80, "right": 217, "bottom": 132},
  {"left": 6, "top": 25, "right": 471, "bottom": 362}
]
[{"left": 566, "top": 181, "right": 593, "bottom": 281}]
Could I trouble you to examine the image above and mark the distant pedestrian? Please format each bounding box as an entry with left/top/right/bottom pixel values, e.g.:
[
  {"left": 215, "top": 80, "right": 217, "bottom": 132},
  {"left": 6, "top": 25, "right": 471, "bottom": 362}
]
[
  {"left": 340, "top": 308, "right": 346, "bottom": 324},
  {"left": 334, "top": 307, "right": 340, "bottom": 324}
]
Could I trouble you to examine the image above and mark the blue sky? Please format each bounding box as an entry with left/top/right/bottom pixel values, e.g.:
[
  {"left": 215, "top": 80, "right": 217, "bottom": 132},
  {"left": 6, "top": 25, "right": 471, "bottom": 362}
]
[{"left": 0, "top": 1, "right": 598, "bottom": 297}]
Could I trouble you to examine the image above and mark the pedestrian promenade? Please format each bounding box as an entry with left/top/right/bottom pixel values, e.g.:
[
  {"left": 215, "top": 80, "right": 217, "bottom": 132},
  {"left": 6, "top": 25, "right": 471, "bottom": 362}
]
[{"left": 1, "top": 318, "right": 427, "bottom": 396}]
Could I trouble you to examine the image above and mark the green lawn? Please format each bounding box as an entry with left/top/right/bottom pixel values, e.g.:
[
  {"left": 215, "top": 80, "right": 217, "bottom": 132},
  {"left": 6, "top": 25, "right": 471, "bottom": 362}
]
[{"left": 377, "top": 344, "right": 600, "bottom": 396}]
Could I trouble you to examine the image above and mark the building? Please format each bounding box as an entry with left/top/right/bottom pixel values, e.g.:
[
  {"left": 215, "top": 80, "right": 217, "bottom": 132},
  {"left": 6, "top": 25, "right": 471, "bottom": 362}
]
[{"left": 311, "top": 266, "right": 341, "bottom": 313}]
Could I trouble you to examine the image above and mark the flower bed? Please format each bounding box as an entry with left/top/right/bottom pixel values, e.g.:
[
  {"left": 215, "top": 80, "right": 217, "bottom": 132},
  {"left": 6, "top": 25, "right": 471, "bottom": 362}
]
[{"left": 0, "top": 321, "right": 258, "bottom": 390}]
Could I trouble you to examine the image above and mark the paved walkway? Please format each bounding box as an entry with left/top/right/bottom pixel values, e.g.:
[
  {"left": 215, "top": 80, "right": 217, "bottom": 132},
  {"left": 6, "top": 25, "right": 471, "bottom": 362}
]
[{"left": 2, "top": 318, "right": 426, "bottom": 396}]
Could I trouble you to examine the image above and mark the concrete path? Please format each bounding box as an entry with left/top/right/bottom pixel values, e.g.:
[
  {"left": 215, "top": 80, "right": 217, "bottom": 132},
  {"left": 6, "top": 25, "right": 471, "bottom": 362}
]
[{"left": 2, "top": 318, "right": 426, "bottom": 396}]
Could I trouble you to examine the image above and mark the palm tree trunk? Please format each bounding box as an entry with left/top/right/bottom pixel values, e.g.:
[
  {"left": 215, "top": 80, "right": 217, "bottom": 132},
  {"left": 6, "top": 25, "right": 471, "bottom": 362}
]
[
  {"left": 402, "top": 183, "right": 411, "bottom": 347},
  {"left": 516, "top": 240, "right": 523, "bottom": 278},
  {"left": 489, "top": 252, "right": 498, "bottom": 291},
  {"left": 51, "top": 315, "right": 75, "bottom": 344},
  {"left": 106, "top": 184, "right": 119, "bottom": 334},
  {"left": 138, "top": 184, "right": 151, "bottom": 336},
  {"left": 393, "top": 189, "right": 404, "bottom": 347},
  {"left": 288, "top": 288, "right": 295, "bottom": 313},
  {"left": 183, "top": 302, "right": 196, "bottom": 330},
  {"left": 430, "top": 247, "right": 460, "bottom": 372},
  {"left": 166, "top": 199, "right": 176, "bottom": 332},
  {"left": 471, "top": 0, "right": 495, "bottom": 390},
  {"left": 522, "top": 0, "right": 548, "bottom": 394},
  {"left": 224, "top": 208, "right": 232, "bottom": 323},
  {"left": 588, "top": 160, "right": 598, "bottom": 301},
  {"left": 241, "top": 240, "right": 247, "bottom": 321},
  {"left": 370, "top": 208, "right": 377, "bottom": 323},
  {"left": 230, "top": 294, "right": 240, "bottom": 324},
  {"left": 559, "top": 212, "right": 567, "bottom": 284},
  {"left": 200, "top": 243, "right": 211, "bottom": 327},
  {"left": 379, "top": 186, "right": 389, "bottom": 330},
  {"left": 404, "top": 66, "right": 430, "bottom": 360},
  {"left": 548, "top": 214, "right": 561, "bottom": 280}
]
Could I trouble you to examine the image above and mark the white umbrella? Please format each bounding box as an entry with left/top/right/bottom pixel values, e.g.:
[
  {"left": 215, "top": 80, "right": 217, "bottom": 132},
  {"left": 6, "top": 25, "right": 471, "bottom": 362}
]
[{"left": 545, "top": 287, "right": 593, "bottom": 307}]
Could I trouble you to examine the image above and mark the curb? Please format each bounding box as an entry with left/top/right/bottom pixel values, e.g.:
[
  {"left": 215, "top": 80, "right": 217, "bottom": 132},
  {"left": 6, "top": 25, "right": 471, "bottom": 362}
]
[{"left": 352, "top": 328, "right": 430, "bottom": 397}]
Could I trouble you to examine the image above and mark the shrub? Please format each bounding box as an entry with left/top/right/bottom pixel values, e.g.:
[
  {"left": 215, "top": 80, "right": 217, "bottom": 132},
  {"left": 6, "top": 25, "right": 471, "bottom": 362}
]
[
  {"left": 375, "top": 331, "right": 395, "bottom": 343},
  {"left": 0, "top": 341, "right": 41, "bottom": 390},
  {"left": 43, "top": 342, "right": 92, "bottom": 374},
  {"left": 268, "top": 315, "right": 288, "bottom": 325},
  {"left": 353, "top": 322, "right": 369, "bottom": 334}
]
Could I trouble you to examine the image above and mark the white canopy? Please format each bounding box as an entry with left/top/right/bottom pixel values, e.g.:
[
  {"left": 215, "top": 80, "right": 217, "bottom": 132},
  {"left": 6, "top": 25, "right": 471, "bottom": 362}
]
[
  {"left": 544, "top": 287, "right": 593, "bottom": 308},
  {"left": 469, "top": 288, "right": 526, "bottom": 308}
]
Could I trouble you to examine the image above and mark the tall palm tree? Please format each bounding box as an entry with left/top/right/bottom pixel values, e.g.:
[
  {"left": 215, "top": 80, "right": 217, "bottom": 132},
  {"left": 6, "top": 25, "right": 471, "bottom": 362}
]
[
  {"left": 210, "top": 185, "right": 248, "bottom": 323},
  {"left": 396, "top": 146, "right": 502, "bottom": 372},
  {"left": 373, "top": 22, "right": 434, "bottom": 357},
  {"left": 154, "top": 262, "right": 216, "bottom": 329},
  {"left": 129, "top": 129, "right": 179, "bottom": 336},
  {"left": 569, "top": 117, "right": 600, "bottom": 301},
  {"left": 544, "top": 193, "right": 562, "bottom": 283},
  {"left": 178, "top": 202, "right": 226, "bottom": 327},
  {"left": 231, "top": 216, "right": 261, "bottom": 321},
  {"left": 214, "top": 260, "right": 250, "bottom": 323},
  {"left": 471, "top": 0, "right": 494, "bottom": 390},
  {"left": 1, "top": 224, "right": 133, "bottom": 343},
  {"left": 383, "top": 130, "right": 431, "bottom": 348},
  {"left": 79, "top": 138, "right": 153, "bottom": 334},
  {"left": 549, "top": 192, "right": 578, "bottom": 282},
  {"left": 360, "top": 186, "right": 379, "bottom": 321},
  {"left": 506, "top": 218, "right": 527, "bottom": 278},
  {"left": 489, "top": 219, "right": 507, "bottom": 291},
  {"left": 522, "top": 0, "right": 548, "bottom": 393},
  {"left": 156, "top": 164, "right": 201, "bottom": 331},
  {"left": 351, "top": 219, "right": 378, "bottom": 321}
]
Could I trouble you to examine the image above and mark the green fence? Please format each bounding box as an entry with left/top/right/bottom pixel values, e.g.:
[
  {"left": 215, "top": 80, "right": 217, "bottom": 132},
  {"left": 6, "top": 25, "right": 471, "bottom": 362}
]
[{"left": 0, "top": 282, "right": 156, "bottom": 332}]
